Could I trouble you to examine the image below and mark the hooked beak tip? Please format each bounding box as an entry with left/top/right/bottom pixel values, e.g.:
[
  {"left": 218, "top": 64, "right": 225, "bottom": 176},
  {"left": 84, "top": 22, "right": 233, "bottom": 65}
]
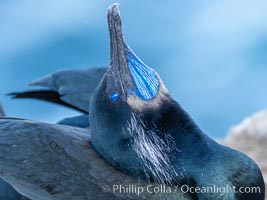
[
  {"left": 108, "top": 3, "right": 120, "bottom": 19},
  {"left": 107, "top": 3, "right": 126, "bottom": 68}
]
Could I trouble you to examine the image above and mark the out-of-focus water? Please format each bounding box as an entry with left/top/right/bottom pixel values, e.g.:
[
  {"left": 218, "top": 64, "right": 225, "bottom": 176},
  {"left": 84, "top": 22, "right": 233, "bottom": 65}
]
[{"left": 1, "top": 0, "right": 267, "bottom": 138}]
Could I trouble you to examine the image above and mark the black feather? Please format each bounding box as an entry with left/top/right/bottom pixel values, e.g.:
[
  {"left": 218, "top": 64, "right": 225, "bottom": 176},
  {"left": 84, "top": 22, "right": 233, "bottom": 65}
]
[{"left": 8, "top": 90, "right": 88, "bottom": 114}]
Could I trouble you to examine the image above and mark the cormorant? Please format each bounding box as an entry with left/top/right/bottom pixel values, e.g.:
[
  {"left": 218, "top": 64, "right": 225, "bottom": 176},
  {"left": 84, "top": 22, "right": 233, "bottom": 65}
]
[{"left": 1, "top": 4, "right": 265, "bottom": 200}]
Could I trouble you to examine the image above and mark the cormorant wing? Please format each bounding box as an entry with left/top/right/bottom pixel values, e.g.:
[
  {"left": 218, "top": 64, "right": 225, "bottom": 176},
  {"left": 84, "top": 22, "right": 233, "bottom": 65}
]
[
  {"left": 0, "top": 118, "right": 189, "bottom": 200},
  {"left": 0, "top": 118, "right": 124, "bottom": 200},
  {"left": 9, "top": 67, "right": 107, "bottom": 113},
  {"left": 0, "top": 103, "right": 31, "bottom": 200}
]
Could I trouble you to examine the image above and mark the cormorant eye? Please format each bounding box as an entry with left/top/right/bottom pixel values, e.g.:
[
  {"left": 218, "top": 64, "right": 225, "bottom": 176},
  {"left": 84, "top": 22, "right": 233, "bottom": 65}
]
[{"left": 109, "top": 92, "right": 120, "bottom": 102}]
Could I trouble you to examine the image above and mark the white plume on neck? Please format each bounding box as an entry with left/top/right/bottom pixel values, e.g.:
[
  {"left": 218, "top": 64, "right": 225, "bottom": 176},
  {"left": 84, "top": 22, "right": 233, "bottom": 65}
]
[{"left": 127, "top": 113, "right": 183, "bottom": 184}]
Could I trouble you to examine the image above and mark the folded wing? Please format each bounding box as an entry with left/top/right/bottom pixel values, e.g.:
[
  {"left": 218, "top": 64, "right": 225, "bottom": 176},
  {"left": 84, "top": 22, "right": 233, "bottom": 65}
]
[
  {"left": 0, "top": 118, "right": 184, "bottom": 200},
  {"left": 9, "top": 67, "right": 107, "bottom": 113}
]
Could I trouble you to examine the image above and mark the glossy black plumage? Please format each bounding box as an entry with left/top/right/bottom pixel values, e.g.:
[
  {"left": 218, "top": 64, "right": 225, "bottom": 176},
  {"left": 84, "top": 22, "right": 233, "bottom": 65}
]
[
  {"left": 9, "top": 90, "right": 87, "bottom": 113},
  {"left": 0, "top": 4, "right": 265, "bottom": 200}
]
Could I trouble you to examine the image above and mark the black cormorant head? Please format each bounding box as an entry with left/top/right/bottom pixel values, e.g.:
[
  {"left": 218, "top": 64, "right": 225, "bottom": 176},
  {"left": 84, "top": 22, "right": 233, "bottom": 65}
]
[
  {"left": 103, "top": 4, "right": 170, "bottom": 114},
  {"left": 90, "top": 4, "right": 181, "bottom": 183}
]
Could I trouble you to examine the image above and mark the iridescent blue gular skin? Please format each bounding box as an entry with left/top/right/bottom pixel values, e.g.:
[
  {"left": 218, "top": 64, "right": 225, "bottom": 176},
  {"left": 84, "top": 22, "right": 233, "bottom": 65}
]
[{"left": 125, "top": 44, "right": 160, "bottom": 101}]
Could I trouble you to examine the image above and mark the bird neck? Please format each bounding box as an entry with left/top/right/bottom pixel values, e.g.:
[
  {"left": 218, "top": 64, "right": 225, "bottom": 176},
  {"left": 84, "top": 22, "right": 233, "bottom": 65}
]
[
  {"left": 149, "top": 99, "right": 204, "bottom": 145},
  {"left": 134, "top": 99, "right": 210, "bottom": 184}
]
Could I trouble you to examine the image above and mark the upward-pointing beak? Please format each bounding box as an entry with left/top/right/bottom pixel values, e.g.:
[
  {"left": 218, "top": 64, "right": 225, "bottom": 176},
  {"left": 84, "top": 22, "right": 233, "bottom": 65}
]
[
  {"left": 108, "top": 4, "right": 126, "bottom": 70},
  {"left": 106, "top": 4, "right": 160, "bottom": 102},
  {"left": 106, "top": 4, "right": 133, "bottom": 101}
]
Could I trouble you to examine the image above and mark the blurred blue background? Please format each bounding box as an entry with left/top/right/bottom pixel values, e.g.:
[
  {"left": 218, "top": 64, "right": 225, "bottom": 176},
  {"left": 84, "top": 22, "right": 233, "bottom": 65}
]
[{"left": 1, "top": 0, "right": 267, "bottom": 138}]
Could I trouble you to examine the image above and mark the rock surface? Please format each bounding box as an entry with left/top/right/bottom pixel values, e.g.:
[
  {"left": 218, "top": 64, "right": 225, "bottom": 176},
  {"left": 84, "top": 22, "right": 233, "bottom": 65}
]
[{"left": 221, "top": 110, "right": 267, "bottom": 198}]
